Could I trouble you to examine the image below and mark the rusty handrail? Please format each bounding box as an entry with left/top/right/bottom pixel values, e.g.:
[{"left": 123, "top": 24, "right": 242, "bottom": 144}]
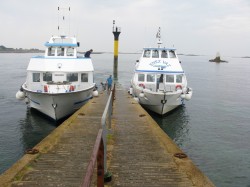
[{"left": 81, "top": 129, "right": 104, "bottom": 187}]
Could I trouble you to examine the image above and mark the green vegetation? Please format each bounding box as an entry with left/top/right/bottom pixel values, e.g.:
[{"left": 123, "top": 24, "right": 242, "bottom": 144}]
[{"left": 0, "top": 45, "right": 44, "bottom": 53}]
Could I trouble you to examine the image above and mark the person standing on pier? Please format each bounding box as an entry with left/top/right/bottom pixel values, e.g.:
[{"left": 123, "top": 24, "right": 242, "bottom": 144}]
[
  {"left": 106, "top": 75, "right": 113, "bottom": 91},
  {"left": 84, "top": 49, "right": 93, "bottom": 58}
]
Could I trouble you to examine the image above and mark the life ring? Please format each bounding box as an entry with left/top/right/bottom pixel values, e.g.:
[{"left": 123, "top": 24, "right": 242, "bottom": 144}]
[
  {"left": 175, "top": 85, "right": 182, "bottom": 91},
  {"left": 26, "top": 148, "right": 39, "bottom": 154},
  {"left": 44, "top": 85, "right": 48, "bottom": 92},
  {"left": 174, "top": 153, "right": 187, "bottom": 159},
  {"left": 138, "top": 83, "right": 145, "bottom": 89},
  {"left": 69, "top": 85, "right": 75, "bottom": 91}
]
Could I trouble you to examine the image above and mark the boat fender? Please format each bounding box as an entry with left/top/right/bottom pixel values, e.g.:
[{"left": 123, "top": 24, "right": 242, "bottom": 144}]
[
  {"left": 139, "top": 92, "right": 145, "bottom": 98},
  {"left": 92, "top": 90, "right": 99, "bottom": 97},
  {"left": 185, "top": 92, "right": 192, "bottom": 100},
  {"left": 129, "top": 87, "right": 133, "bottom": 95},
  {"left": 180, "top": 94, "right": 186, "bottom": 99},
  {"left": 16, "top": 90, "right": 25, "bottom": 100},
  {"left": 138, "top": 83, "right": 145, "bottom": 89}
]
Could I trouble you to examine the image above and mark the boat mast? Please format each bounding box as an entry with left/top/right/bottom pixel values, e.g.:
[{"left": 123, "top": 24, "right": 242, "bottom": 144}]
[
  {"left": 57, "top": 6, "right": 71, "bottom": 37},
  {"left": 156, "top": 27, "right": 163, "bottom": 48}
]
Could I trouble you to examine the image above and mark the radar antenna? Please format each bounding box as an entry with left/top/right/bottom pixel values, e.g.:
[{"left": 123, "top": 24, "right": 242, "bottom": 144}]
[{"left": 156, "top": 27, "right": 163, "bottom": 48}]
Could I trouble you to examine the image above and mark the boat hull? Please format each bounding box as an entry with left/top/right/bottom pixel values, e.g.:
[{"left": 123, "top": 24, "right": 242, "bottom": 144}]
[
  {"left": 132, "top": 86, "right": 182, "bottom": 115},
  {"left": 24, "top": 86, "right": 95, "bottom": 120}
]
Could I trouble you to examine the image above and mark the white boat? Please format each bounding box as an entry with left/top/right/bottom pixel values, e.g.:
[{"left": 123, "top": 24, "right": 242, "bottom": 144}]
[
  {"left": 130, "top": 28, "right": 192, "bottom": 115},
  {"left": 16, "top": 35, "right": 97, "bottom": 120}
]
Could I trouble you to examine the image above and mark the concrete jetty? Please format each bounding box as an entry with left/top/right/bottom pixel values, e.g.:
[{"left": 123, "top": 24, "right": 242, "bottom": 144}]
[
  {"left": 0, "top": 91, "right": 108, "bottom": 187},
  {"left": 108, "top": 89, "right": 214, "bottom": 187},
  {"left": 0, "top": 87, "right": 214, "bottom": 187}
]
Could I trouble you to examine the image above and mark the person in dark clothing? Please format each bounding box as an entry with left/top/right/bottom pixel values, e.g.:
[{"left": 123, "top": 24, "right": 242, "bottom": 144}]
[{"left": 84, "top": 49, "right": 93, "bottom": 58}]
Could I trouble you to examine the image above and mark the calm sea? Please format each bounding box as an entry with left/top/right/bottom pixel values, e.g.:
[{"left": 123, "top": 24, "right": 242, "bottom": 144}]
[{"left": 0, "top": 53, "right": 249, "bottom": 187}]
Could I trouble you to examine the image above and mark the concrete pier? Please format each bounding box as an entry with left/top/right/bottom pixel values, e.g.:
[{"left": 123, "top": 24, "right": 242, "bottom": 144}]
[
  {"left": 108, "top": 89, "right": 214, "bottom": 187},
  {"left": 0, "top": 91, "right": 108, "bottom": 187},
  {"left": 0, "top": 88, "right": 214, "bottom": 187}
]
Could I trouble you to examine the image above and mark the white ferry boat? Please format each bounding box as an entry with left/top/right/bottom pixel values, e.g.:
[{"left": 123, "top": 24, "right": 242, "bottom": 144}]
[
  {"left": 16, "top": 35, "right": 97, "bottom": 120},
  {"left": 130, "top": 28, "right": 192, "bottom": 115}
]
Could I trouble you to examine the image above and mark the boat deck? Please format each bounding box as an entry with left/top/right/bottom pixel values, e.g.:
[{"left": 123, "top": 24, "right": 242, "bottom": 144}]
[{"left": 0, "top": 88, "right": 214, "bottom": 187}]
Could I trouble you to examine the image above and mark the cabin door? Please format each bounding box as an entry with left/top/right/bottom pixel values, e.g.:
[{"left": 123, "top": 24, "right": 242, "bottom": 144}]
[
  {"left": 53, "top": 72, "right": 66, "bottom": 83},
  {"left": 157, "top": 74, "right": 165, "bottom": 91}
]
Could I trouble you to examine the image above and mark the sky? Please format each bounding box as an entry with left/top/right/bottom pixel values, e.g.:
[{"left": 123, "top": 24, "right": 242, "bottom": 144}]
[{"left": 0, "top": 0, "right": 250, "bottom": 57}]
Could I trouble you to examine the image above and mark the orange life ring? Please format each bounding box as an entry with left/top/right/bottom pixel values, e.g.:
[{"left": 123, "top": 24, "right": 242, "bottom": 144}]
[
  {"left": 175, "top": 85, "right": 182, "bottom": 91},
  {"left": 69, "top": 85, "right": 75, "bottom": 91},
  {"left": 44, "top": 85, "right": 48, "bottom": 92},
  {"left": 138, "top": 83, "right": 145, "bottom": 89}
]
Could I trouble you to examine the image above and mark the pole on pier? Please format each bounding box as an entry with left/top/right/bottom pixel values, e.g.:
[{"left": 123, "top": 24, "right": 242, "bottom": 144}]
[{"left": 112, "top": 20, "right": 121, "bottom": 81}]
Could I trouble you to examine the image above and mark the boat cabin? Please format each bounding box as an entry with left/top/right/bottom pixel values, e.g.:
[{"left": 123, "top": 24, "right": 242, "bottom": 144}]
[
  {"left": 44, "top": 36, "right": 79, "bottom": 58},
  {"left": 24, "top": 36, "right": 94, "bottom": 93}
]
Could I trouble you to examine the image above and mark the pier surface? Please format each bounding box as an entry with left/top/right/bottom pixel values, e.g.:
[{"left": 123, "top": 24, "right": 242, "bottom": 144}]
[{"left": 0, "top": 88, "right": 214, "bottom": 187}]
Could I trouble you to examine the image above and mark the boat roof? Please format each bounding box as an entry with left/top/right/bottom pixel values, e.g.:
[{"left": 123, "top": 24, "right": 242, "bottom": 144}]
[
  {"left": 44, "top": 35, "right": 79, "bottom": 47},
  {"left": 45, "top": 43, "right": 78, "bottom": 47},
  {"left": 143, "top": 47, "right": 176, "bottom": 51}
]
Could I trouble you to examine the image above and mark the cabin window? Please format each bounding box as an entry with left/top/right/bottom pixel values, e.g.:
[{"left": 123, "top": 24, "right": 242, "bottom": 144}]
[
  {"left": 147, "top": 74, "right": 155, "bottom": 82},
  {"left": 57, "top": 47, "right": 65, "bottom": 56},
  {"left": 43, "top": 72, "right": 52, "bottom": 82},
  {"left": 176, "top": 75, "right": 183, "bottom": 83},
  {"left": 67, "top": 73, "right": 78, "bottom": 82},
  {"left": 48, "top": 47, "right": 55, "bottom": 56},
  {"left": 138, "top": 74, "right": 145, "bottom": 82},
  {"left": 81, "top": 73, "right": 88, "bottom": 82},
  {"left": 152, "top": 50, "right": 159, "bottom": 58},
  {"left": 166, "top": 75, "right": 174, "bottom": 83},
  {"left": 143, "top": 50, "right": 151, "bottom": 58},
  {"left": 32, "top": 73, "right": 40, "bottom": 82},
  {"left": 67, "top": 48, "right": 74, "bottom": 56},
  {"left": 169, "top": 50, "right": 176, "bottom": 58},
  {"left": 161, "top": 50, "right": 168, "bottom": 58}
]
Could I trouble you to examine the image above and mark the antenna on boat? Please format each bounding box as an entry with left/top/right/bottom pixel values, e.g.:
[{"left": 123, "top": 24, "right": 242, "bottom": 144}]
[
  {"left": 57, "top": 6, "right": 71, "bottom": 37},
  {"left": 156, "top": 27, "right": 163, "bottom": 48}
]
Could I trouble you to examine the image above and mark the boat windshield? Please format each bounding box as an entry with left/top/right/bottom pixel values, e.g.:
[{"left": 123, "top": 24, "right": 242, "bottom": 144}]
[
  {"left": 48, "top": 47, "right": 56, "bottom": 56},
  {"left": 143, "top": 50, "right": 151, "bottom": 58},
  {"left": 152, "top": 50, "right": 159, "bottom": 58},
  {"left": 161, "top": 50, "right": 168, "bottom": 58},
  {"left": 169, "top": 50, "right": 176, "bottom": 58},
  {"left": 67, "top": 48, "right": 74, "bottom": 56}
]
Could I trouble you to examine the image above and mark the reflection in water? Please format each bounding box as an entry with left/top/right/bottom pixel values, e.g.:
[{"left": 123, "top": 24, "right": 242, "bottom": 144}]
[
  {"left": 150, "top": 105, "right": 190, "bottom": 147},
  {"left": 18, "top": 108, "right": 57, "bottom": 153}
]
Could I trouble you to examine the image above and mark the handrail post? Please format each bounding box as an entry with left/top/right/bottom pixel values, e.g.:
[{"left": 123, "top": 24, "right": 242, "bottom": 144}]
[
  {"left": 81, "top": 129, "right": 104, "bottom": 187},
  {"left": 97, "top": 138, "right": 104, "bottom": 186}
]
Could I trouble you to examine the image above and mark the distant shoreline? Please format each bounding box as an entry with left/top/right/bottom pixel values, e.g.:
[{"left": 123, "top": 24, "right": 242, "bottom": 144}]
[{"left": 0, "top": 45, "right": 249, "bottom": 58}]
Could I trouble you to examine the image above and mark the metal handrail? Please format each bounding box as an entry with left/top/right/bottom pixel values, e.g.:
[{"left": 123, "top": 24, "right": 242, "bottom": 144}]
[
  {"left": 101, "top": 83, "right": 115, "bottom": 174},
  {"left": 81, "top": 129, "right": 104, "bottom": 187},
  {"left": 81, "top": 84, "right": 116, "bottom": 187}
]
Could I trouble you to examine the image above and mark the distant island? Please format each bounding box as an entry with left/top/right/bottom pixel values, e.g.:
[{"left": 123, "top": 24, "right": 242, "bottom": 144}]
[
  {"left": 209, "top": 52, "right": 228, "bottom": 63},
  {"left": 0, "top": 45, "right": 44, "bottom": 53}
]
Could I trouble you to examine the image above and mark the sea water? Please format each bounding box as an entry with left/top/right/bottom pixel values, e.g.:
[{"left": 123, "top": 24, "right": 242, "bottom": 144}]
[{"left": 0, "top": 53, "right": 249, "bottom": 187}]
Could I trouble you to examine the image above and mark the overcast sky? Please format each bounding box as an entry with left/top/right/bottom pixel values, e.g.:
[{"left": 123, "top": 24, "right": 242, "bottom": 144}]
[{"left": 1, "top": 0, "right": 250, "bottom": 57}]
